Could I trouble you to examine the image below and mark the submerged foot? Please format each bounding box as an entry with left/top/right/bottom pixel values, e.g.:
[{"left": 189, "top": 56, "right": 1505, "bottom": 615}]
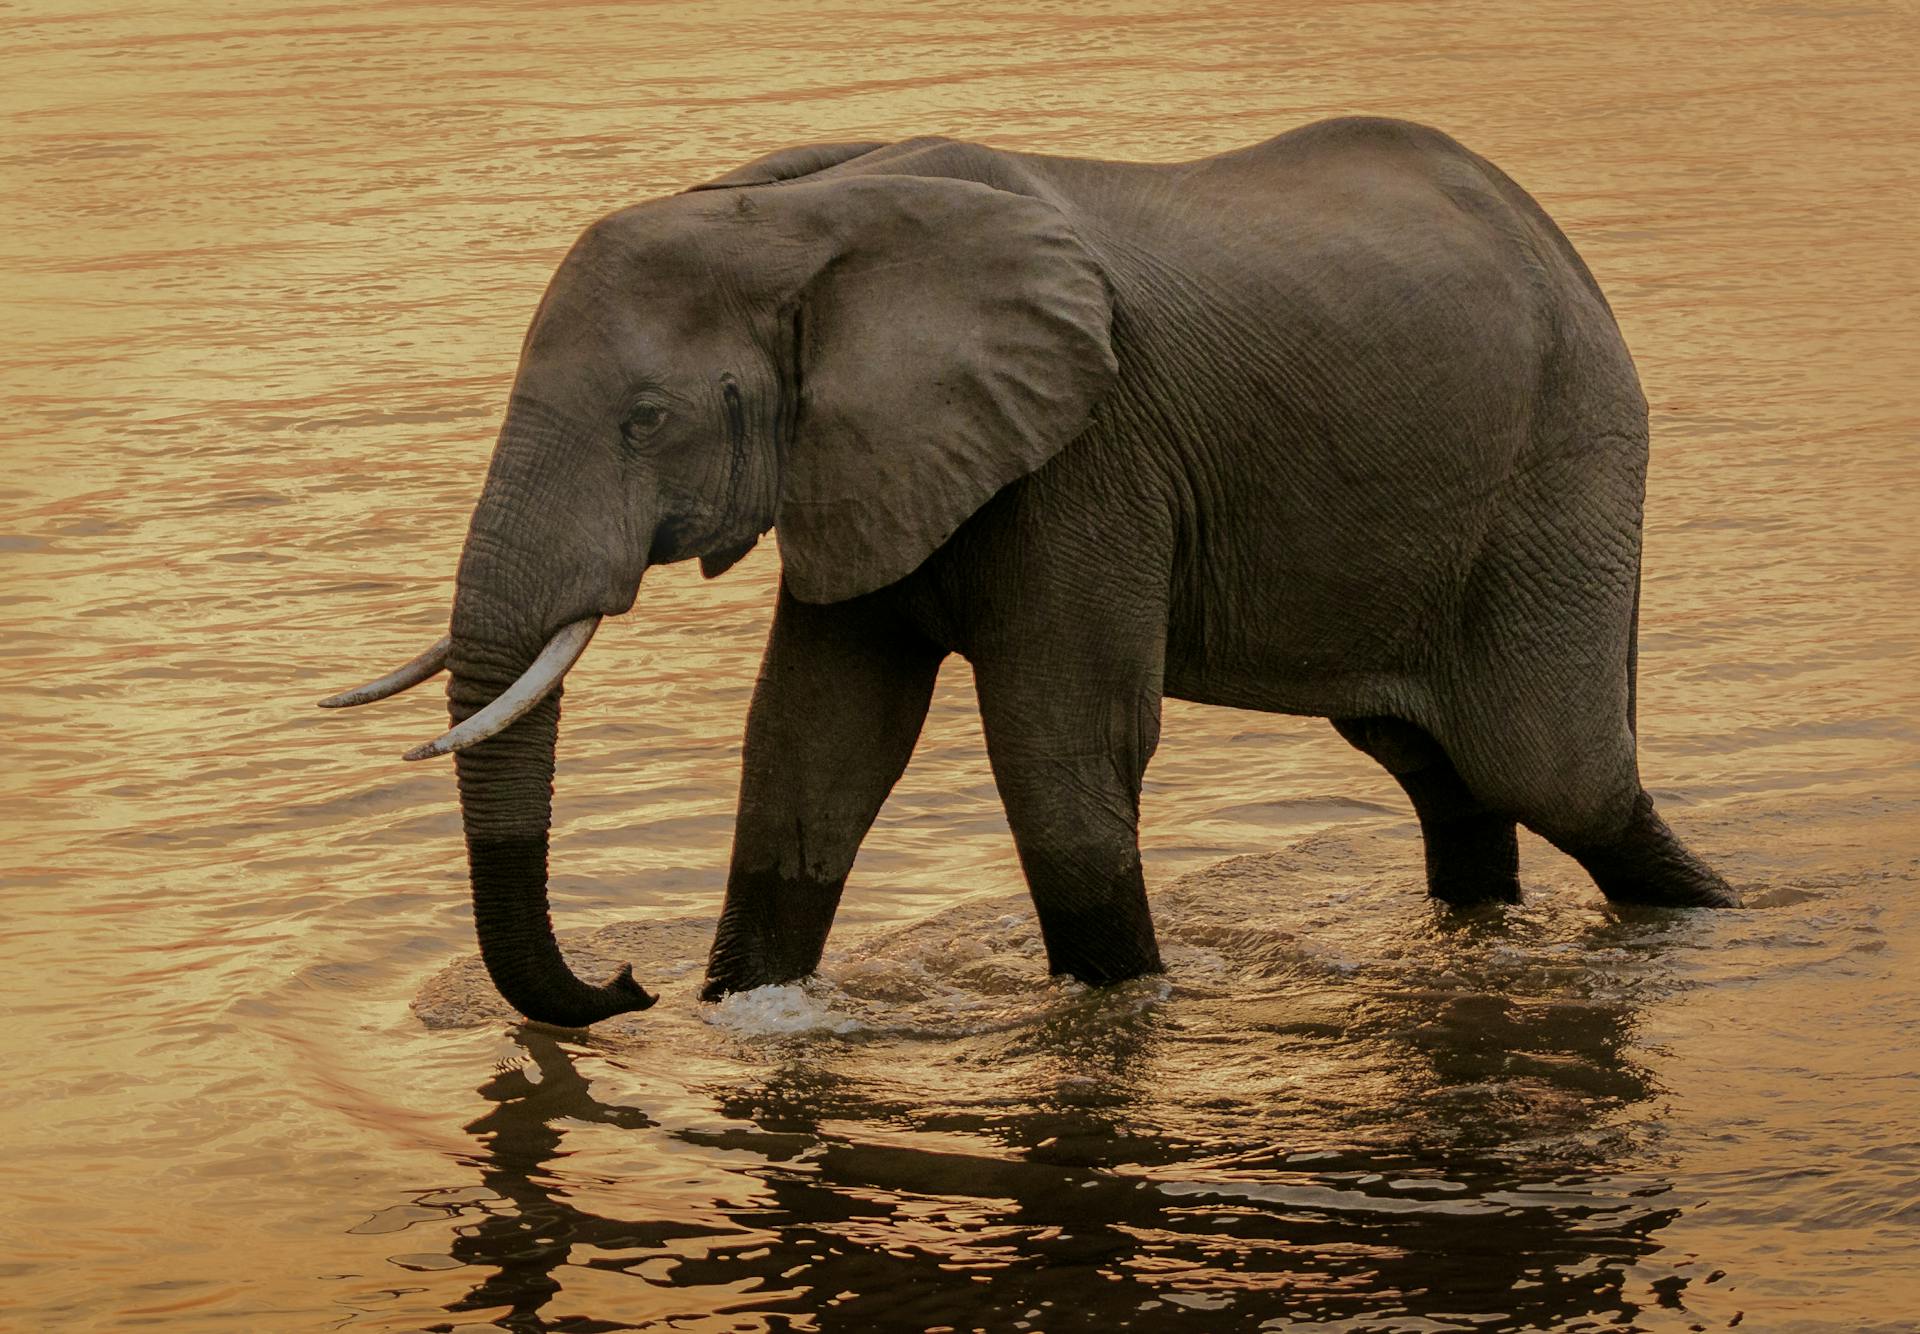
[{"left": 1580, "top": 791, "right": 1741, "bottom": 908}]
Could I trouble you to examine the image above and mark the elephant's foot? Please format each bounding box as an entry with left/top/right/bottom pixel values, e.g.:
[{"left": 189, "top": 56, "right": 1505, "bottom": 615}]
[
  {"left": 699, "top": 966, "right": 811, "bottom": 1003},
  {"left": 1573, "top": 790, "right": 1740, "bottom": 908},
  {"left": 701, "top": 869, "right": 844, "bottom": 1001},
  {"left": 1026, "top": 854, "right": 1165, "bottom": 987},
  {"left": 1047, "top": 937, "right": 1165, "bottom": 989},
  {"left": 1422, "top": 808, "right": 1523, "bottom": 907},
  {"left": 699, "top": 944, "right": 818, "bottom": 1001},
  {"left": 1331, "top": 716, "right": 1522, "bottom": 907}
]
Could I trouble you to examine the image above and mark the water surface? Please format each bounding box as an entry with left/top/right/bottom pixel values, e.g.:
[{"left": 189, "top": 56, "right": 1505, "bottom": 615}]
[{"left": 3, "top": 2, "right": 1916, "bottom": 1329}]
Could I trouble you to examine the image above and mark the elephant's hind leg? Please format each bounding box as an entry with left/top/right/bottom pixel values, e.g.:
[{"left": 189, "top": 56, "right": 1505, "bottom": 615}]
[
  {"left": 1332, "top": 716, "right": 1521, "bottom": 905},
  {"left": 1431, "top": 710, "right": 1737, "bottom": 908},
  {"left": 1428, "top": 687, "right": 1737, "bottom": 909},
  {"left": 1559, "top": 789, "right": 1739, "bottom": 907}
]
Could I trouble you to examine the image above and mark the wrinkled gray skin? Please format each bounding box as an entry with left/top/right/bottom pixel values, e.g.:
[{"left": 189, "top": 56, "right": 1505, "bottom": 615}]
[{"left": 443, "top": 118, "right": 1735, "bottom": 1028}]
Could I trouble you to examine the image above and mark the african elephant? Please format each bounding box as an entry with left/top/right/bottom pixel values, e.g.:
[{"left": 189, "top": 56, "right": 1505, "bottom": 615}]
[{"left": 322, "top": 117, "right": 1736, "bottom": 1029}]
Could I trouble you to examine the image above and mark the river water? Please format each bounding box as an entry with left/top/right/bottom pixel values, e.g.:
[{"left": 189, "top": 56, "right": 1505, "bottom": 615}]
[{"left": 3, "top": 3, "right": 1916, "bottom": 1330}]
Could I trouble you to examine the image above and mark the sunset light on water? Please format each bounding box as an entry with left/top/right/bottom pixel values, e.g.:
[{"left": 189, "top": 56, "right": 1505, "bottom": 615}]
[{"left": 2, "top": 4, "right": 1915, "bottom": 1329}]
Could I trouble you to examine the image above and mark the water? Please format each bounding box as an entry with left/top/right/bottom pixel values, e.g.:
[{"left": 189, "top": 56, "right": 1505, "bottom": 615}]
[{"left": 3, "top": 2, "right": 1916, "bottom": 1329}]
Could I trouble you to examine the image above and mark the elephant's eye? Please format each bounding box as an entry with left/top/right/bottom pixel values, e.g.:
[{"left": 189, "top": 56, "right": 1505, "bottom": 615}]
[{"left": 622, "top": 402, "right": 669, "bottom": 443}]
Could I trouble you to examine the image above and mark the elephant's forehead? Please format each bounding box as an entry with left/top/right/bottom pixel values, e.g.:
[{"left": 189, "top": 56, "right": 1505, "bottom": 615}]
[
  {"left": 520, "top": 295, "right": 741, "bottom": 399},
  {"left": 520, "top": 313, "right": 711, "bottom": 386},
  {"left": 570, "top": 195, "right": 738, "bottom": 282},
  {"left": 540, "top": 206, "right": 748, "bottom": 342}
]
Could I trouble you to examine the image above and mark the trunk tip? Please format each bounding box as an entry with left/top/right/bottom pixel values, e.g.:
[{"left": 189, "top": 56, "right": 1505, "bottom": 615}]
[
  {"left": 511, "top": 963, "right": 658, "bottom": 1028},
  {"left": 607, "top": 963, "right": 659, "bottom": 1011}
]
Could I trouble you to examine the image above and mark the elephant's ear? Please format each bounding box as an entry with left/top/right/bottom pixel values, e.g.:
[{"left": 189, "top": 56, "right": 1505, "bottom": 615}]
[
  {"left": 774, "top": 175, "right": 1117, "bottom": 604},
  {"left": 686, "top": 141, "right": 889, "bottom": 191}
]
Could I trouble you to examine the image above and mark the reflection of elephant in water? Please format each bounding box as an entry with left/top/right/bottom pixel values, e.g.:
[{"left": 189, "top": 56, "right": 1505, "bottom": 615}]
[
  {"left": 325, "top": 118, "right": 1735, "bottom": 1027},
  {"left": 434, "top": 985, "right": 1679, "bottom": 1331}
]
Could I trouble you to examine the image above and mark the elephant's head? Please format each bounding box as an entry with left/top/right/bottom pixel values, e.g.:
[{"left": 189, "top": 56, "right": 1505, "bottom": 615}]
[{"left": 321, "top": 163, "right": 1116, "bottom": 1026}]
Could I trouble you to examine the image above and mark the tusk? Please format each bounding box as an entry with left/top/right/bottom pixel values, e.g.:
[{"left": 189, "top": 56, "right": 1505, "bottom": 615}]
[
  {"left": 401, "top": 617, "right": 599, "bottom": 761},
  {"left": 317, "top": 636, "right": 451, "bottom": 708}
]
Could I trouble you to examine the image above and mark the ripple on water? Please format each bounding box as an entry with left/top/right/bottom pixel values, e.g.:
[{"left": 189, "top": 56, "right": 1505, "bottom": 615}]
[
  {"left": 412, "top": 825, "right": 1720, "bottom": 1166},
  {"left": 384, "top": 819, "right": 1910, "bottom": 1328},
  {"left": 8, "top": 2, "right": 1916, "bottom": 1327}
]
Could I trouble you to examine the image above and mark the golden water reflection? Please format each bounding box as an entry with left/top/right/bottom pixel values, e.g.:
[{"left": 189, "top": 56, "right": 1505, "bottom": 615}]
[
  {"left": 3, "top": 1, "right": 1916, "bottom": 1329},
  {"left": 424, "top": 867, "right": 1696, "bottom": 1332}
]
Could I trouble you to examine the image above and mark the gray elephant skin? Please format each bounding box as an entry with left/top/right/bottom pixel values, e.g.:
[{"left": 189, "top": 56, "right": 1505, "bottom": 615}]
[{"left": 324, "top": 117, "right": 1736, "bottom": 1029}]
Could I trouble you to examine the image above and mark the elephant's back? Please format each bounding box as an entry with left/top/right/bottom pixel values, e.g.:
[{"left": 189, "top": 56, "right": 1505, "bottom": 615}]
[
  {"left": 1148, "top": 117, "right": 1620, "bottom": 333},
  {"left": 1079, "top": 115, "right": 1644, "bottom": 490},
  {"left": 1074, "top": 122, "right": 1647, "bottom": 707}
]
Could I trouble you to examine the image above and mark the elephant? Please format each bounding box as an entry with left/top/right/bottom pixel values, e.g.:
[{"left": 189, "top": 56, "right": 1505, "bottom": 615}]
[{"left": 321, "top": 117, "right": 1736, "bottom": 1029}]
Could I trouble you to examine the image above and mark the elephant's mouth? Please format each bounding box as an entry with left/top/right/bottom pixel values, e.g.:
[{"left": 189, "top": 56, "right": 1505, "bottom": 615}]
[
  {"left": 319, "top": 616, "right": 603, "bottom": 763},
  {"left": 318, "top": 611, "right": 658, "bottom": 1027}
]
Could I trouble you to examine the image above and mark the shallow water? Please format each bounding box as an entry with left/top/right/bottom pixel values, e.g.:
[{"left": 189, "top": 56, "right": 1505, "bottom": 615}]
[{"left": 3, "top": 2, "right": 1917, "bottom": 1329}]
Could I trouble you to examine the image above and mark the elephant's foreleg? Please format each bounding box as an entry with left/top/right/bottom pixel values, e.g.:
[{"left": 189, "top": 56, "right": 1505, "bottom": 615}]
[
  {"left": 701, "top": 586, "right": 944, "bottom": 1000},
  {"left": 1332, "top": 716, "right": 1521, "bottom": 906},
  {"left": 974, "top": 654, "right": 1165, "bottom": 988}
]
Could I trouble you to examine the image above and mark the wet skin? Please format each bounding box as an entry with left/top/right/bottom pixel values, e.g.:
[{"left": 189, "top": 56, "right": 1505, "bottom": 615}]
[{"left": 422, "top": 120, "right": 1735, "bottom": 1027}]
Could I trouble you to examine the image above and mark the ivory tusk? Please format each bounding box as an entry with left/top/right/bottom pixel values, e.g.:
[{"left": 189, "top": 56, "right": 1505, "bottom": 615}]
[
  {"left": 317, "top": 636, "right": 451, "bottom": 709},
  {"left": 401, "top": 618, "right": 599, "bottom": 761}
]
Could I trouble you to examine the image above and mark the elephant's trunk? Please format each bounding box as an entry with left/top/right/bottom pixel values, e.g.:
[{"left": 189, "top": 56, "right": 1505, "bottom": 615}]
[
  {"left": 443, "top": 401, "right": 660, "bottom": 1028},
  {"left": 449, "top": 665, "right": 655, "bottom": 1026},
  {"left": 439, "top": 392, "right": 656, "bottom": 1027}
]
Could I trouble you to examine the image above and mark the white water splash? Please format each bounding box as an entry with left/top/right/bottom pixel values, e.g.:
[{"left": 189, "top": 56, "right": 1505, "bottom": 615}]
[{"left": 702, "top": 981, "right": 865, "bottom": 1036}]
